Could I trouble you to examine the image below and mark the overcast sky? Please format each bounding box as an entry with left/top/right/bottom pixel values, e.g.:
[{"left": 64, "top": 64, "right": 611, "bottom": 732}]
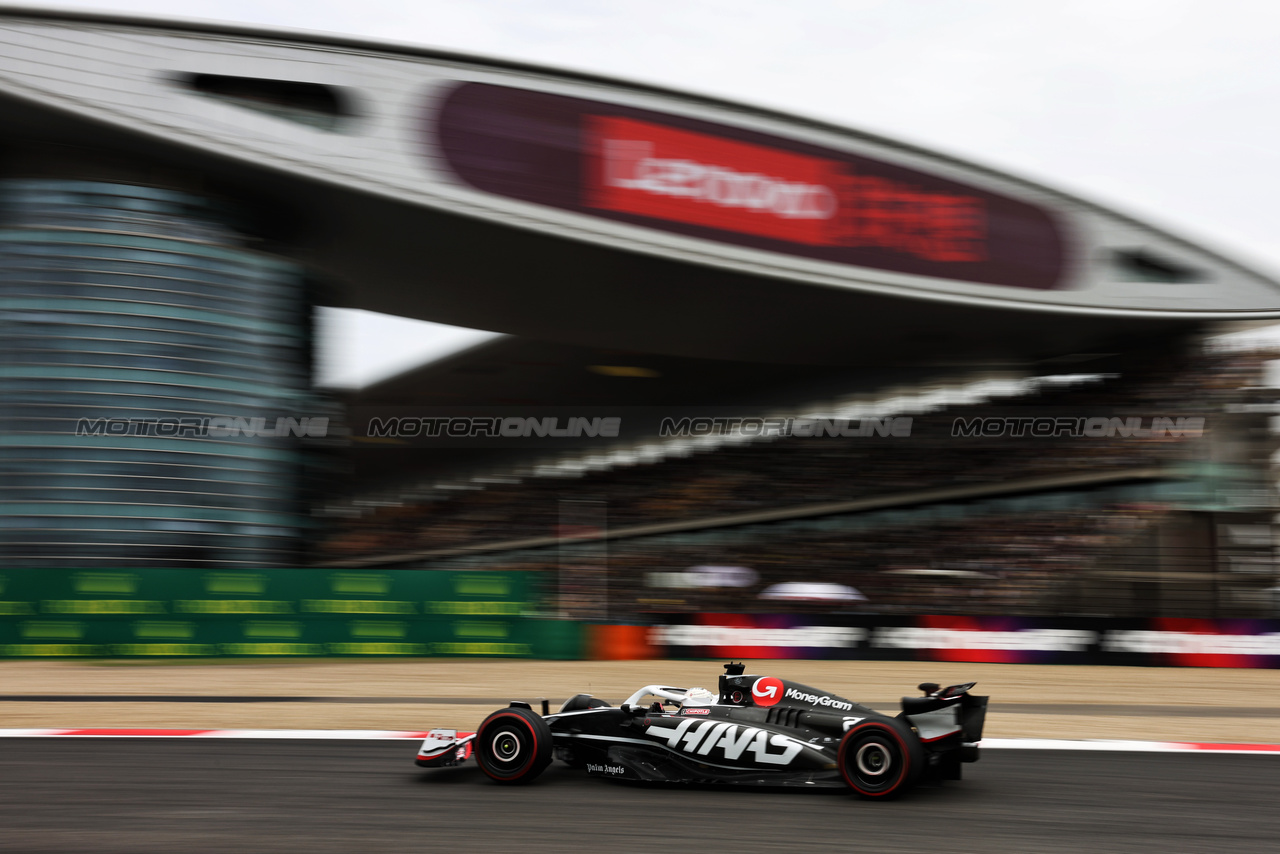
[{"left": 23, "top": 0, "right": 1280, "bottom": 384}]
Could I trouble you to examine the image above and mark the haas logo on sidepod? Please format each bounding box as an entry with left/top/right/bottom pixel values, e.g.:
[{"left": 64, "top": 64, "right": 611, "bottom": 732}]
[
  {"left": 645, "top": 718, "right": 806, "bottom": 766},
  {"left": 751, "top": 677, "right": 784, "bottom": 707}
]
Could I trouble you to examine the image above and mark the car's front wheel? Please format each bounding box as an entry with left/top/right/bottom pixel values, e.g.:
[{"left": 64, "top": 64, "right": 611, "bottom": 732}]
[
  {"left": 838, "top": 720, "right": 922, "bottom": 799},
  {"left": 474, "top": 707, "right": 553, "bottom": 785}
]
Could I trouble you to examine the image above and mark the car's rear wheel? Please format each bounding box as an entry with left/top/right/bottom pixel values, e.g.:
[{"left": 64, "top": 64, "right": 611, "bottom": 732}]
[
  {"left": 475, "top": 707, "right": 553, "bottom": 784},
  {"left": 838, "top": 720, "right": 922, "bottom": 799}
]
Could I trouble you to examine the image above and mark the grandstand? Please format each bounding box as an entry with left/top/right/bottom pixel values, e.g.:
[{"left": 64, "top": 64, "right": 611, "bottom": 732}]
[
  {"left": 0, "top": 8, "right": 1276, "bottom": 625},
  {"left": 319, "top": 344, "right": 1279, "bottom": 620}
]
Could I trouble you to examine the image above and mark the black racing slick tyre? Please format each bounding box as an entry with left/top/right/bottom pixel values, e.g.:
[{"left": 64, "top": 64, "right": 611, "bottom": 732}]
[
  {"left": 475, "top": 707, "right": 553, "bottom": 785},
  {"left": 838, "top": 720, "right": 923, "bottom": 799}
]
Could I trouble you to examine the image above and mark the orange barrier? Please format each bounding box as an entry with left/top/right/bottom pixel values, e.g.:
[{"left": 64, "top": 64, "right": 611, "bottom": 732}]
[{"left": 586, "top": 624, "right": 658, "bottom": 660}]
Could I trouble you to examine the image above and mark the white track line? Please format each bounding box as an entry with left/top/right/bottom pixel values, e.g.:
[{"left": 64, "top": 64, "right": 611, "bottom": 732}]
[
  {"left": 0, "top": 729, "right": 1277, "bottom": 753},
  {"left": 0, "top": 728, "right": 429, "bottom": 739},
  {"left": 981, "top": 738, "right": 1280, "bottom": 755}
]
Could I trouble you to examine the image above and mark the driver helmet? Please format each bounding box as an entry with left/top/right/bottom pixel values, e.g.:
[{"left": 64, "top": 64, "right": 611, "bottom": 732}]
[{"left": 682, "top": 687, "right": 717, "bottom": 707}]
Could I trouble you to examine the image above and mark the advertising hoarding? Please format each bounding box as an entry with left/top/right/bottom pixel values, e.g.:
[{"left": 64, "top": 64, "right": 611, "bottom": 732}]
[
  {"left": 435, "top": 82, "right": 1067, "bottom": 290},
  {"left": 0, "top": 568, "right": 579, "bottom": 659},
  {"left": 649, "top": 613, "right": 1280, "bottom": 667}
]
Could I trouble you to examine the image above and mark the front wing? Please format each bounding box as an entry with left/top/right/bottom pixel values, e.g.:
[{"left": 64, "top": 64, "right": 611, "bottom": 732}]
[{"left": 414, "top": 729, "right": 476, "bottom": 767}]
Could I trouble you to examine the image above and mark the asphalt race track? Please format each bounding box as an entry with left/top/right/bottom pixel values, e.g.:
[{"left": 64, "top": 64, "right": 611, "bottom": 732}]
[{"left": 1, "top": 739, "right": 1277, "bottom": 853}]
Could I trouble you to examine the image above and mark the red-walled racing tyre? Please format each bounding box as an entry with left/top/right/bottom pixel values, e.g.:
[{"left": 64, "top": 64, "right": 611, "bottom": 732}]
[
  {"left": 838, "top": 720, "right": 923, "bottom": 799},
  {"left": 474, "top": 707, "right": 553, "bottom": 784}
]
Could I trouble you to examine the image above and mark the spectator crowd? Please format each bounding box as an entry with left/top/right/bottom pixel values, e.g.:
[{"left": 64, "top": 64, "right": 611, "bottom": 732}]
[{"left": 317, "top": 348, "right": 1276, "bottom": 618}]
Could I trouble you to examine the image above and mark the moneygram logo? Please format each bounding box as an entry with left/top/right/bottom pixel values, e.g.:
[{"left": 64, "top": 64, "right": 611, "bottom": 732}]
[
  {"left": 783, "top": 687, "right": 853, "bottom": 712},
  {"left": 751, "top": 676, "right": 784, "bottom": 707}
]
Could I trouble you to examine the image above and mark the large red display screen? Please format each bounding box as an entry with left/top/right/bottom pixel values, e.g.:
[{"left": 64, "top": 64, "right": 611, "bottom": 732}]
[{"left": 433, "top": 83, "right": 1066, "bottom": 290}]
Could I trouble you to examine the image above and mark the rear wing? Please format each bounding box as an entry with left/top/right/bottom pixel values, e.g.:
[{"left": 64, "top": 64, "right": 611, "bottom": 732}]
[{"left": 901, "top": 682, "right": 987, "bottom": 746}]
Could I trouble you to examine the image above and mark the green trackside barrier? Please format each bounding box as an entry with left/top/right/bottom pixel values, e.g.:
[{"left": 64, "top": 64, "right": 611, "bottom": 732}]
[{"left": 0, "top": 568, "right": 583, "bottom": 659}]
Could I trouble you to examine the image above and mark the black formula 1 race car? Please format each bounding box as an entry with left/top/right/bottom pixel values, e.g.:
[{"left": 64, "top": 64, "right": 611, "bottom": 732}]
[{"left": 415, "top": 663, "right": 987, "bottom": 799}]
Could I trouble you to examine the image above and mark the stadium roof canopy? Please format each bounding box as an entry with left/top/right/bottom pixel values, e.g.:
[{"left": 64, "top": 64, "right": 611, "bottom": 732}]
[{"left": 2, "top": 6, "right": 1279, "bottom": 365}]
